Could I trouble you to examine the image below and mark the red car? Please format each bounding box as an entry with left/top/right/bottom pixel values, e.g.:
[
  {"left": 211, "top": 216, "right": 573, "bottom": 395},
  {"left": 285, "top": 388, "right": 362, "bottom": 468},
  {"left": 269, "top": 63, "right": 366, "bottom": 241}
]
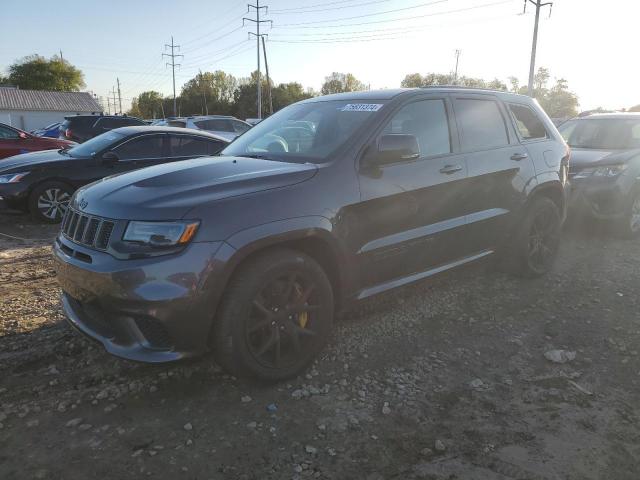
[{"left": 0, "top": 122, "right": 73, "bottom": 159}]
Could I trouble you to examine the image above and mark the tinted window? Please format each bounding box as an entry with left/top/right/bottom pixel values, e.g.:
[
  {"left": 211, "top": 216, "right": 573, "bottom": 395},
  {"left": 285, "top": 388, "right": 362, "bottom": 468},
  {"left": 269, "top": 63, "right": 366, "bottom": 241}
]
[
  {"left": 232, "top": 120, "right": 251, "bottom": 134},
  {"left": 509, "top": 103, "right": 547, "bottom": 140},
  {"left": 558, "top": 118, "right": 640, "bottom": 149},
  {"left": 195, "top": 119, "right": 234, "bottom": 132},
  {"left": 68, "top": 117, "right": 97, "bottom": 128},
  {"left": 454, "top": 98, "right": 508, "bottom": 150},
  {"left": 96, "top": 118, "right": 122, "bottom": 129},
  {"left": 169, "top": 136, "right": 213, "bottom": 157},
  {"left": 0, "top": 125, "right": 19, "bottom": 139},
  {"left": 168, "top": 120, "right": 186, "bottom": 128},
  {"left": 114, "top": 135, "right": 164, "bottom": 160},
  {"left": 382, "top": 99, "right": 451, "bottom": 157},
  {"left": 68, "top": 131, "right": 126, "bottom": 157}
]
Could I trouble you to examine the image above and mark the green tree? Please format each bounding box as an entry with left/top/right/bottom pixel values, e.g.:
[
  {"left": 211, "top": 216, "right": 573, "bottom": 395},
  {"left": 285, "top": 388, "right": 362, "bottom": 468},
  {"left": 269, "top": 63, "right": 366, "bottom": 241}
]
[
  {"left": 179, "top": 70, "right": 238, "bottom": 116},
  {"left": 271, "top": 82, "right": 314, "bottom": 112},
  {"left": 320, "top": 72, "right": 365, "bottom": 95},
  {"left": 400, "top": 73, "right": 424, "bottom": 88},
  {"left": 7, "top": 54, "right": 85, "bottom": 91},
  {"left": 128, "top": 91, "right": 164, "bottom": 119}
]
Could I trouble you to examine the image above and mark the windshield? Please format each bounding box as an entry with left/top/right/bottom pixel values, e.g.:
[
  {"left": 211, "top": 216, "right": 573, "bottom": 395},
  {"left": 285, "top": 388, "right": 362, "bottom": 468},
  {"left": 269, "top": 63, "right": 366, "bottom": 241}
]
[
  {"left": 221, "top": 100, "right": 386, "bottom": 163},
  {"left": 68, "top": 131, "right": 126, "bottom": 157},
  {"left": 559, "top": 118, "right": 640, "bottom": 149}
]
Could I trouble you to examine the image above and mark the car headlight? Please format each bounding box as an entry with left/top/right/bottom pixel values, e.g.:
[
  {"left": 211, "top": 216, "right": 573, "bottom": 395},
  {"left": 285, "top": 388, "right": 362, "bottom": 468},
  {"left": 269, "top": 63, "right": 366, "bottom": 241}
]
[
  {"left": 574, "top": 164, "right": 627, "bottom": 179},
  {"left": 0, "top": 172, "right": 29, "bottom": 184},
  {"left": 123, "top": 220, "right": 199, "bottom": 247}
]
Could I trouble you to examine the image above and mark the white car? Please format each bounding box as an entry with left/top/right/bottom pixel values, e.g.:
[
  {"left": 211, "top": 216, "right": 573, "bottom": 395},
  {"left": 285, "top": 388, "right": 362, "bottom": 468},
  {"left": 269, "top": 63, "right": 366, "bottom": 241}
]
[{"left": 156, "top": 115, "right": 251, "bottom": 141}]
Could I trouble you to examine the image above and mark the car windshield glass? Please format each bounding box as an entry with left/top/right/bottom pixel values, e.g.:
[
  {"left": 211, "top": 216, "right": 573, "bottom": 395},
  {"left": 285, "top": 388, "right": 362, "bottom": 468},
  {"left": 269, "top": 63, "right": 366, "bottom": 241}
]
[
  {"left": 68, "top": 131, "right": 126, "bottom": 157},
  {"left": 558, "top": 118, "right": 640, "bottom": 149},
  {"left": 220, "top": 100, "right": 386, "bottom": 163}
]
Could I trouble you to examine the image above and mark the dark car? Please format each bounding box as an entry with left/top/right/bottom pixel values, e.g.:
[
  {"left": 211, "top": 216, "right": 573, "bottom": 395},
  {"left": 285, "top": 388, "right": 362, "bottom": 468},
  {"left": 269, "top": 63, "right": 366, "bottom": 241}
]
[
  {"left": 559, "top": 113, "right": 640, "bottom": 236},
  {"left": 53, "top": 88, "right": 569, "bottom": 380},
  {"left": 0, "top": 126, "right": 228, "bottom": 222},
  {"left": 60, "top": 114, "right": 146, "bottom": 143},
  {"left": 0, "top": 122, "right": 73, "bottom": 159}
]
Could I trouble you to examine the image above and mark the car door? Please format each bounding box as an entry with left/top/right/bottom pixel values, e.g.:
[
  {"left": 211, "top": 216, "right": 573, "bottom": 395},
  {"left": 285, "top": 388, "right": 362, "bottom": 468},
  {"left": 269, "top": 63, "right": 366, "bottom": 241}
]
[
  {"left": 451, "top": 94, "right": 536, "bottom": 254},
  {"left": 0, "top": 124, "right": 26, "bottom": 159},
  {"left": 354, "top": 96, "right": 470, "bottom": 288},
  {"left": 108, "top": 134, "right": 168, "bottom": 175}
]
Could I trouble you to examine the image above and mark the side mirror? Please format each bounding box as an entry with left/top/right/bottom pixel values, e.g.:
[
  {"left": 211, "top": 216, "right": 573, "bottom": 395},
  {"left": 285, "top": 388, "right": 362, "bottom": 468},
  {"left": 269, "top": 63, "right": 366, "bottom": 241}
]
[
  {"left": 18, "top": 132, "right": 28, "bottom": 139},
  {"left": 374, "top": 134, "right": 420, "bottom": 165},
  {"left": 101, "top": 151, "right": 119, "bottom": 164}
]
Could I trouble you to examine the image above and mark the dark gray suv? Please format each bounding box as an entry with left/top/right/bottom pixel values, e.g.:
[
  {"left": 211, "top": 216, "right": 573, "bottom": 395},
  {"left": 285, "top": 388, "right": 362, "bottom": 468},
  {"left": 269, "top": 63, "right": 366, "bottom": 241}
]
[{"left": 53, "top": 88, "right": 570, "bottom": 380}]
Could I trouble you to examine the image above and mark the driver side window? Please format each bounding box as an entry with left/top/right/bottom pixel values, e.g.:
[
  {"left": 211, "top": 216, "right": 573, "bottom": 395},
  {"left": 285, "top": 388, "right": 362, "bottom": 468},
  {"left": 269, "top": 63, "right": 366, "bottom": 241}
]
[
  {"left": 114, "top": 135, "right": 165, "bottom": 160},
  {"left": 382, "top": 99, "right": 451, "bottom": 157},
  {"left": 0, "top": 125, "right": 20, "bottom": 139}
]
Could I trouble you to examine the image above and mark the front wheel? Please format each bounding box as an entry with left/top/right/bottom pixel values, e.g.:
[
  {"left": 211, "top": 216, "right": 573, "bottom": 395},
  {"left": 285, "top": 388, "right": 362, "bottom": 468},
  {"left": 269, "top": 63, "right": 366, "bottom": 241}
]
[
  {"left": 28, "top": 181, "right": 73, "bottom": 223},
  {"left": 506, "top": 197, "right": 561, "bottom": 277},
  {"left": 211, "top": 248, "right": 334, "bottom": 381},
  {"left": 617, "top": 190, "right": 640, "bottom": 238}
]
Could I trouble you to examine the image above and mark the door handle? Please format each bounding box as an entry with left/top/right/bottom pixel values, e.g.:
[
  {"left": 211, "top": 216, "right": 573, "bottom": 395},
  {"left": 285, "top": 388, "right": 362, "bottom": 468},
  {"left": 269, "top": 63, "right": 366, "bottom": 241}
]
[
  {"left": 439, "top": 164, "right": 463, "bottom": 174},
  {"left": 510, "top": 152, "right": 528, "bottom": 161}
]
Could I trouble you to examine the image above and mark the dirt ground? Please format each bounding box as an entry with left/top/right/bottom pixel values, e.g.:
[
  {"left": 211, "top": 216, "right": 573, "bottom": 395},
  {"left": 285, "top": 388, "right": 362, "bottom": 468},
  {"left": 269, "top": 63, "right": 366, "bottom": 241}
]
[{"left": 1, "top": 209, "right": 639, "bottom": 480}]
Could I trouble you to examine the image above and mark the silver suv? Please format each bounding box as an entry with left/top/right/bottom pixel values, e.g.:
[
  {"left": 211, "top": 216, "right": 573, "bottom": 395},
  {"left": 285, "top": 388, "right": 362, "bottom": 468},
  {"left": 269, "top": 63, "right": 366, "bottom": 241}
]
[{"left": 159, "top": 115, "right": 251, "bottom": 141}]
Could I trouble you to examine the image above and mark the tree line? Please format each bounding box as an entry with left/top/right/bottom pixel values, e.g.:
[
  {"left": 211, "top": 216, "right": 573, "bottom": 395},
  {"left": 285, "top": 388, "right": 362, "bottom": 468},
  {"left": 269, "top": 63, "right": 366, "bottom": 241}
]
[{"left": 2, "top": 53, "right": 628, "bottom": 119}]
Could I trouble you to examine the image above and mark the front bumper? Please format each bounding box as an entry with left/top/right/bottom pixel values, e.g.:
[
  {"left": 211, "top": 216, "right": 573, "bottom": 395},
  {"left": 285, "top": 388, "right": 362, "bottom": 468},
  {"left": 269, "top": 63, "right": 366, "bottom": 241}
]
[
  {"left": 568, "top": 176, "right": 628, "bottom": 220},
  {"left": 53, "top": 235, "right": 234, "bottom": 363}
]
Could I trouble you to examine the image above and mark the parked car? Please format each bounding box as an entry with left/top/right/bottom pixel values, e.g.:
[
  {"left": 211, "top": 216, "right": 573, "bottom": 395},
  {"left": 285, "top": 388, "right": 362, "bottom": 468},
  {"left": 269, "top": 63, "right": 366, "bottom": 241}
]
[
  {"left": 59, "top": 114, "right": 146, "bottom": 143},
  {"left": 32, "top": 122, "right": 62, "bottom": 138},
  {"left": 560, "top": 113, "right": 640, "bottom": 236},
  {"left": 53, "top": 88, "right": 569, "bottom": 380},
  {"left": 163, "top": 115, "right": 252, "bottom": 141},
  {"left": 0, "top": 122, "right": 73, "bottom": 160},
  {"left": 0, "top": 126, "right": 228, "bottom": 222}
]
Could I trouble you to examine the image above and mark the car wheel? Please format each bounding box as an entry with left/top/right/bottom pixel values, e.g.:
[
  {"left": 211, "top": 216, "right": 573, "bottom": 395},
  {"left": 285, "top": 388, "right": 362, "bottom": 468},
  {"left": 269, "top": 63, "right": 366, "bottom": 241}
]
[
  {"left": 212, "top": 248, "right": 334, "bottom": 381},
  {"left": 28, "top": 181, "right": 73, "bottom": 223},
  {"left": 618, "top": 190, "right": 640, "bottom": 238},
  {"left": 507, "top": 197, "right": 561, "bottom": 277}
]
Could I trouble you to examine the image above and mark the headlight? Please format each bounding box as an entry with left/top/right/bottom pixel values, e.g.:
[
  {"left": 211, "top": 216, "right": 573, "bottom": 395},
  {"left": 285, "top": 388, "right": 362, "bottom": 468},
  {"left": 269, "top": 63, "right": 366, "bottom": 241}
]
[
  {"left": 123, "top": 220, "right": 199, "bottom": 247},
  {"left": 574, "top": 164, "right": 627, "bottom": 179},
  {"left": 0, "top": 172, "right": 29, "bottom": 184}
]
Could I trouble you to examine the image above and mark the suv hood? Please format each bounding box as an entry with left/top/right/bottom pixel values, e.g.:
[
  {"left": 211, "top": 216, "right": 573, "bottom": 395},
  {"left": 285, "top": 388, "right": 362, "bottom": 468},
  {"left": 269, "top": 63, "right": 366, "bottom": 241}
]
[
  {"left": 570, "top": 148, "right": 640, "bottom": 171},
  {"left": 0, "top": 149, "right": 69, "bottom": 172},
  {"left": 72, "top": 156, "right": 318, "bottom": 220}
]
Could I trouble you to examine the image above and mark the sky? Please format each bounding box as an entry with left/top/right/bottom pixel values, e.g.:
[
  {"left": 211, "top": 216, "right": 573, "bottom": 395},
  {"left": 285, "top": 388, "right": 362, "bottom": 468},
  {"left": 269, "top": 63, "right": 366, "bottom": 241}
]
[{"left": 0, "top": 0, "right": 637, "bottom": 112}]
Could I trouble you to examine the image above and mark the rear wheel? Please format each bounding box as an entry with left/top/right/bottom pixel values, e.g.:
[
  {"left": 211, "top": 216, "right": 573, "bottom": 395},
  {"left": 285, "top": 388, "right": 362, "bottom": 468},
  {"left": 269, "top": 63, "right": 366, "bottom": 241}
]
[
  {"left": 506, "top": 197, "right": 561, "bottom": 277},
  {"left": 212, "top": 249, "right": 334, "bottom": 381},
  {"left": 28, "top": 181, "right": 73, "bottom": 223}
]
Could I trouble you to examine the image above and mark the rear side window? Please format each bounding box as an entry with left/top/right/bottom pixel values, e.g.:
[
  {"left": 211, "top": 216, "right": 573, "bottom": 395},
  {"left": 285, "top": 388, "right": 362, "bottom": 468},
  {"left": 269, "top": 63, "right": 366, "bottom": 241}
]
[
  {"left": 169, "top": 136, "right": 212, "bottom": 157},
  {"left": 68, "top": 117, "right": 97, "bottom": 128},
  {"left": 114, "top": 135, "right": 164, "bottom": 160},
  {"left": 381, "top": 99, "right": 451, "bottom": 157},
  {"left": 194, "top": 119, "right": 234, "bottom": 132},
  {"left": 0, "top": 125, "right": 19, "bottom": 139},
  {"left": 168, "top": 120, "right": 186, "bottom": 128},
  {"left": 96, "top": 118, "right": 120, "bottom": 129},
  {"left": 454, "top": 98, "right": 508, "bottom": 150},
  {"left": 508, "top": 103, "right": 548, "bottom": 140},
  {"left": 231, "top": 120, "right": 251, "bottom": 134}
]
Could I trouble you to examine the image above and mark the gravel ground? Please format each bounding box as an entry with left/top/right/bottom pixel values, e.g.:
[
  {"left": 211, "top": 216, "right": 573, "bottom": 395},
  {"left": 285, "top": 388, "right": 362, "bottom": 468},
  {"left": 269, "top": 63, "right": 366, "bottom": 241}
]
[{"left": 1, "top": 210, "right": 640, "bottom": 480}]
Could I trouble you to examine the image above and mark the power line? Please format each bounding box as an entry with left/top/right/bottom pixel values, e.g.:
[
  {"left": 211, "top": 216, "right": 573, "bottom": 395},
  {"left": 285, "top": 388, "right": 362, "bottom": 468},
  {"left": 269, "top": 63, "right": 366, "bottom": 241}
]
[
  {"left": 244, "top": 0, "right": 272, "bottom": 119},
  {"left": 271, "top": 0, "right": 392, "bottom": 14},
  {"left": 273, "top": 0, "right": 513, "bottom": 29},
  {"left": 163, "top": 36, "right": 183, "bottom": 116},
  {"left": 269, "top": 0, "right": 370, "bottom": 12}
]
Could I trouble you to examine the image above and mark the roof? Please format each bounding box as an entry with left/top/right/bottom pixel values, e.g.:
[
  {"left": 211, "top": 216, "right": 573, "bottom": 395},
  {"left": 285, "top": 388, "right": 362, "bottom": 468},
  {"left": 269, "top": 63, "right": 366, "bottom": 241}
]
[
  {"left": 302, "top": 87, "right": 532, "bottom": 103},
  {"left": 111, "top": 125, "right": 230, "bottom": 143},
  {"left": 573, "top": 112, "right": 640, "bottom": 120},
  {"left": 0, "top": 87, "right": 103, "bottom": 112}
]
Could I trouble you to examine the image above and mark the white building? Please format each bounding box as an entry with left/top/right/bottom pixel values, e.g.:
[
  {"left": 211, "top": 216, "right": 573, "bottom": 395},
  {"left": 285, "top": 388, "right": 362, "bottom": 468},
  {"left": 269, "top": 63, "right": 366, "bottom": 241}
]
[{"left": 0, "top": 86, "right": 103, "bottom": 131}]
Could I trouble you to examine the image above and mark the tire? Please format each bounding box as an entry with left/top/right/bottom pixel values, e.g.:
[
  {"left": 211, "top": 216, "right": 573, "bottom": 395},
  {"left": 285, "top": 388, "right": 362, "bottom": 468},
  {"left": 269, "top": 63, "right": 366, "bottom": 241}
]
[
  {"left": 505, "top": 197, "right": 561, "bottom": 277},
  {"left": 211, "top": 248, "right": 334, "bottom": 381},
  {"left": 28, "top": 181, "right": 73, "bottom": 223},
  {"left": 617, "top": 189, "right": 640, "bottom": 239}
]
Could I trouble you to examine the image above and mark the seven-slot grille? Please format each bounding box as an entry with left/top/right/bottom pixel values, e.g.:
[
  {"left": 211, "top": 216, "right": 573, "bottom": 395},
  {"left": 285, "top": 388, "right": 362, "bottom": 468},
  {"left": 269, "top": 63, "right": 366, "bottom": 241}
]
[{"left": 61, "top": 208, "right": 115, "bottom": 250}]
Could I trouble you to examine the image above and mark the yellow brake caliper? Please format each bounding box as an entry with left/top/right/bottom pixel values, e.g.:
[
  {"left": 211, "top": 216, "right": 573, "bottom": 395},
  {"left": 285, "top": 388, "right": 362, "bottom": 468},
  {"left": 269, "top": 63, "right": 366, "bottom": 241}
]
[{"left": 294, "top": 283, "right": 308, "bottom": 328}]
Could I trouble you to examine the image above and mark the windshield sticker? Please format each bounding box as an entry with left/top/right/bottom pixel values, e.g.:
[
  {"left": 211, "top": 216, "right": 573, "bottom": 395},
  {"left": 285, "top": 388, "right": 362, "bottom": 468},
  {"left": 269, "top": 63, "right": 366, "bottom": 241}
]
[{"left": 341, "top": 103, "right": 383, "bottom": 112}]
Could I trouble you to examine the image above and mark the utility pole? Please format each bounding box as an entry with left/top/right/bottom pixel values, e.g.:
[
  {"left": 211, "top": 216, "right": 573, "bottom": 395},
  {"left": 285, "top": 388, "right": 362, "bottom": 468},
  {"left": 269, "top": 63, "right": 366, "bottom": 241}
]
[
  {"left": 244, "top": 1, "right": 272, "bottom": 119},
  {"left": 116, "top": 77, "right": 122, "bottom": 115},
  {"left": 453, "top": 49, "right": 461, "bottom": 84},
  {"left": 59, "top": 49, "right": 64, "bottom": 63},
  {"left": 199, "top": 70, "right": 208, "bottom": 115},
  {"left": 524, "top": 0, "right": 553, "bottom": 96},
  {"left": 106, "top": 96, "right": 111, "bottom": 115},
  {"left": 112, "top": 86, "right": 118, "bottom": 114},
  {"left": 163, "top": 36, "right": 183, "bottom": 116},
  {"left": 261, "top": 36, "right": 273, "bottom": 116}
]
